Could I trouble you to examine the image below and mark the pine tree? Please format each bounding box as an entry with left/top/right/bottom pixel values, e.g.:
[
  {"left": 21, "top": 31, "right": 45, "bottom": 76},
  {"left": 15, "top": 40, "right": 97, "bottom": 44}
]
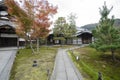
[
  {"left": 92, "top": 2, "right": 120, "bottom": 61},
  {"left": 53, "top": 14, "right": 77, "bottom": 44},
  {"left": 67, "top": 13, "right": 77, "bottom": 38},
  {"left": 53, "top": 17, "right": 67, "bottom": 44}
]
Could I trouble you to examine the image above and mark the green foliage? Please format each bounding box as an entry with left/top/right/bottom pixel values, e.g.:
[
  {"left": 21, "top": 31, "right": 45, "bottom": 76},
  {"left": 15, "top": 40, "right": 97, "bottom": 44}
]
[
  {"left": 67, "top": 13, "right": 77, "bottom": 37},
  {"left": 53, "top": 17, "right": 67, "bottom": 36},
  {"left": 92, "top": 2, "right": 120, "bottom": 58},
  {"left": 53, "top": 13, "right": 77, "bottom": 38},
  {"left": 53, "top": 37, "right": 65, "bottom": 41}
]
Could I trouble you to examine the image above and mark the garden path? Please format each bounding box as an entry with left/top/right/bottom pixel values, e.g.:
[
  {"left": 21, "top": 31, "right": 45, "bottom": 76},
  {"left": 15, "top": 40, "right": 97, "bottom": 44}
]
[
  {"left": 0, "top": 47, "right": 17, "bottom": 80},
  {"left": 50, "top": 47, "right": 83, "bottom": 80}
]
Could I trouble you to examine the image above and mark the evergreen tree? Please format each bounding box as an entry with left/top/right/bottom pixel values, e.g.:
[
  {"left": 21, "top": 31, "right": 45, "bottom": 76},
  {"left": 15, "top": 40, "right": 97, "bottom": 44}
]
[
  {"left": 66, "top": 13, "right": 77, "bottom": 38},
  {"left": 53, "top": 17, "right": 67, "bottom": 36},
  {"left": 92, "top": 2, "right": 120, "bottom": 61},
  {"left": 53, "top": 14, "right": 77, "bottom": 44},
  {"left": 53, "top": 17, "right": 67, "bottom": 44}
]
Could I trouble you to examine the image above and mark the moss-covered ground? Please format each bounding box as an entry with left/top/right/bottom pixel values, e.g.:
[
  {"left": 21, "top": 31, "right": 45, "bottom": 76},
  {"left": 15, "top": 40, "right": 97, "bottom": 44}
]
[
  {"left": 10, "top": 46, "right": 58, "bottom": 80},
  {"left": 69, "top": 46, "right": 120, "bottom": 80},
  {"left": 10, "top": 45, "right": 74, "bottom": 80}
]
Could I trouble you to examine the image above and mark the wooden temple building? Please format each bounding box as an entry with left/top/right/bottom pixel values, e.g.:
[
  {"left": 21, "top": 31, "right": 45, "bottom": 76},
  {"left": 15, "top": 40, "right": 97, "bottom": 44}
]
[
  {"left": 47, "top": 28, "right": 94, "bottom": 45},
  {"left": 0, "top": 0, "right": 18, "bottom": 47}
]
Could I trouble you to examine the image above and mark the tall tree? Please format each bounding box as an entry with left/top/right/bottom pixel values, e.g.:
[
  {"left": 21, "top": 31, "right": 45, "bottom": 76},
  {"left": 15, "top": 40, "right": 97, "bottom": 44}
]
[
  {"left": 92, "top": 2, "right": 120, "bottom": 61},
  {"left": 53, "top": 17, "right": 66, "bottom": 44},
  {"left": 53, "top": 14, "right": 77, "bottom": 44},
  {"left": 53, "top": 17, "right": 66, "bottom": 36},
  {"left": 5, "top": 0, "right": 33, "bottom": 38},
  {"left": 5, "top": 0, "right": 57, "bottom": 53},
  {"left": 66, "top": 13, "right": 77, "bottom": 38}
]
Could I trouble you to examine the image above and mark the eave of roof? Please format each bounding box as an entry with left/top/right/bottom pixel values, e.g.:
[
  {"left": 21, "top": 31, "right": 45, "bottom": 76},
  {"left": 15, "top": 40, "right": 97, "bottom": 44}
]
[{"left": 0, "top": 20, "right": 15, "bottom": 28}]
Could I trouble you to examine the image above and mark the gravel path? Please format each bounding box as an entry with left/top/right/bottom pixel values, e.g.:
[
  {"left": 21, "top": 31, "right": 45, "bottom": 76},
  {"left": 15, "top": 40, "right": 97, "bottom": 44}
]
[{"left": 50, "top": 48, "right": 83, "bottom": 80}]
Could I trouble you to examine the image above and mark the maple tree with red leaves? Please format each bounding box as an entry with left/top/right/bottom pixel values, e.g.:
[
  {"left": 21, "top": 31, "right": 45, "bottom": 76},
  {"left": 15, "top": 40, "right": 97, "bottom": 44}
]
[{"left": 5, "top": 0, "right": 57, "bottom": 53}]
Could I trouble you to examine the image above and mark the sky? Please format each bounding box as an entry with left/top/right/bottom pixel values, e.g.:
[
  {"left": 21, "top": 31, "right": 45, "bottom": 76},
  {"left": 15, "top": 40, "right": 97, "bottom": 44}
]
[{"left": 48, "top": 0, "right": 120, "bottom": 27}]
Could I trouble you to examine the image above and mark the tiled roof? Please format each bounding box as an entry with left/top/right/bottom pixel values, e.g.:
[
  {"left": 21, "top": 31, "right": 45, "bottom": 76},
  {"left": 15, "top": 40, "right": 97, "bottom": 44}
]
[{"left": 0, "top": 20, "right": 15, "bottom": 28}]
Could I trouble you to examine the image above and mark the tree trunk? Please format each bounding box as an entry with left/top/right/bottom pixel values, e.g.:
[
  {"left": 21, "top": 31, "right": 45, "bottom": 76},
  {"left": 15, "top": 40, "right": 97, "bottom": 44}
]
[
  {"left": 25, "top": 39, "right": 27, "bottom": 47},
  {"left": 37, "top": 38, "right": 39, "bottom": 53},
  {"left": 17, "top": 37, "right": 19, "bottom": 49},
  {"left": 29, "top": 37, "right": 35, "bottom": 54},
  {"left": 111, "top": 49, "right": 116, "bottom": 62},
  {"left": 46, "top": 38, "right": 47, "bottom": 46},
  {"left": 66, "top": 38, "right": 67, "bottom": 45},
  {"left": 17, "top": 37, "right": 19, "bottom": 54}
]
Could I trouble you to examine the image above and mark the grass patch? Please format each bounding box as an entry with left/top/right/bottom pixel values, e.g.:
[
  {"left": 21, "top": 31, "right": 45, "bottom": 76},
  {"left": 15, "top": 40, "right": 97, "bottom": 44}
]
[
  {"left": 68, "top": 46, "right": 120, "bottom": 80},
  {"left": 10, "top": 46, "right": 58, "bottom": 80}
]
